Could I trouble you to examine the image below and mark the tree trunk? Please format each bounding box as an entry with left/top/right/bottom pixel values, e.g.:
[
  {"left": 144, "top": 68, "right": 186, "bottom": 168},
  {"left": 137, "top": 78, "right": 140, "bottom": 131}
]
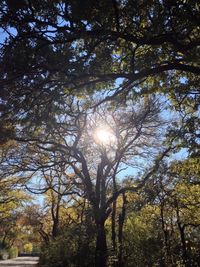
[
  {"left": 178, "top": 223, "right": 190, "bottom": 267},
  {"left": 160, "top": 202, "right": 173, "bottom": 266},
  {"left": 95, "top": 222, "right": 107, "bottom": 267},
  {"left": 51, "top": 199, "right": 60, "bottom": 238},
  {"left": 176, "top": 208, "right": 190, "bottom": 267},
  {"left": 118, "top": 193, "right": 126, "bottom": 267},
  {"left": 52, "top": 217, "right": 59, "bottom": 237},
  {"left": 111, "top": 200, "right": 117, "bottom": 251}
]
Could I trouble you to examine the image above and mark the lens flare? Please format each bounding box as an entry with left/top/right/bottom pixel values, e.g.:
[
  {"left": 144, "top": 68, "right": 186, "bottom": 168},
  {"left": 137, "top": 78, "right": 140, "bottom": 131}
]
[{"left": 94, "top": 127, "right": 116, "bottom": 145}]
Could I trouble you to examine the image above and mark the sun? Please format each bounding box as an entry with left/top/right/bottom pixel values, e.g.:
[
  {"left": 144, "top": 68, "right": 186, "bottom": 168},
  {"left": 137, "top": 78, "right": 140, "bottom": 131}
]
[{"left": 94, "top": 127, "right": 116, "bottom": 146}]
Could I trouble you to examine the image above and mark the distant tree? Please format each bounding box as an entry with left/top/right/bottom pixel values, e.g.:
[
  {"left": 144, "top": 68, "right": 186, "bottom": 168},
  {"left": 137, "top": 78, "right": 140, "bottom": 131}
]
[
  {"left": 25, "top": 162, "right": 82, "bottom": 238},
  {"left": 149, "top": 161, "right": 200, "bottom": 267},
  {"left": 119, "top": 159, "right": 200, "bottom": 267},
  {"left": 0, "top": 185, "right": 31, "bottom": 248}
]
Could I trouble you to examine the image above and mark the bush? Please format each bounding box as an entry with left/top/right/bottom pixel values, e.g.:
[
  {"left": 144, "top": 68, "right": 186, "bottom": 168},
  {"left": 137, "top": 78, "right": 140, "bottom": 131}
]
[
  {"left": 39, "top": 225, "right": 95, "bottom": 267},
  {"left": 32, "top": 246, "right": 41, "bottom": 256},
  {"left": 9, "top": 247, "right": 18, "bottom": 259},
  {"left": 24, "top": 243, "right": 33, "bottom": 254},
  {"left": 0, "top": 249, "right": 9, "bottom": 260}
]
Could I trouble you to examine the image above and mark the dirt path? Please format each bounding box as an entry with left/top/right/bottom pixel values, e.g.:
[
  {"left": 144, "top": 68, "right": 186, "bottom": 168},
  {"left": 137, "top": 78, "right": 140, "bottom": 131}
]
[{"left": 0, "top": 257, "right": 39, "bottom": 267}]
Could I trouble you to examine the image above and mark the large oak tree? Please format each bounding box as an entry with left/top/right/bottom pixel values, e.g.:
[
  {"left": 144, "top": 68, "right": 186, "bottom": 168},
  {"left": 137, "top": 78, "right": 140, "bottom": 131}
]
[{"left": 0, "top": 1, "right": 199, "bottom": 266}]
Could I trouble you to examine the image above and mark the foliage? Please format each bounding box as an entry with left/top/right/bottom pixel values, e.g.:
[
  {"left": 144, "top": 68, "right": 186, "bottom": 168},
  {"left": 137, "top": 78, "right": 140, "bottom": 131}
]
[
  {"left": 0, "top": 0, "right": 199, "bottom": 141},
  {"left": 0, "top": 241, "right": 17, "bottom": 260},
  {"left": 24, "top": 243, "right": 33, "bottom": 254},
  {"left": 123, "top": 210, "right": 163, "bottom": 267},
  {"left": 0, "top": 184, "right": 32, "bottom": 248},
  {"left": 9, "top": 246, "right": 18, "bottom": 259},
  {"left": 0, "top": 1, "right": 199, "bottom": 267},
  {"left": 0, "top": 249, "right": 9, "bottom": 260},
  {"left": 120, "top": 166, "right": 200, "bottom": 267},
  {"left": 39, "top": 224, "right": 95, "bottom": 267}
]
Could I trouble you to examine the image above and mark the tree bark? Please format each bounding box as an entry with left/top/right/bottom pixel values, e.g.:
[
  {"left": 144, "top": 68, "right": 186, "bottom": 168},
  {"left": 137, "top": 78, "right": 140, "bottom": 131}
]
[
  {"left": 51, "top": 201, "right": 60, "bottom": 238},
  {"left": 178, "top": 223, "right": 189, "bottom": 267},
  {"left": 176, "top": 208, "right": 190, "bottom": 267},
  {"left": 95, "top": 222, "right": 107, "bottom": 267},
  {"left": 118, "top": 193, "right": 126, "bottom": 267},
  {"left": 160, "top": 202, "right": 173, "bottom": 266},
  {"left": 111, "top": 200, "right": 117, "bottom": 251}
]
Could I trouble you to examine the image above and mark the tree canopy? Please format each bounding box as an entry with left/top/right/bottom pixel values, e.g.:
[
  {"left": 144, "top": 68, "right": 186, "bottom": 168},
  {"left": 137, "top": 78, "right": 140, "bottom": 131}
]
[
  {"left": 0, "top": 1, "right": 199, "bottom": 267},
  {"left": 0, "top": 0, "right": 200, "bottom": 130}
]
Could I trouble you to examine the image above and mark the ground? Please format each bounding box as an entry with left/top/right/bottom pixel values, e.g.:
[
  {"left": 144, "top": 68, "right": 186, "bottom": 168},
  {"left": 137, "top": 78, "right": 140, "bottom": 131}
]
[{"left": 0, "top": 257, "right": 39, "bottom": 267}]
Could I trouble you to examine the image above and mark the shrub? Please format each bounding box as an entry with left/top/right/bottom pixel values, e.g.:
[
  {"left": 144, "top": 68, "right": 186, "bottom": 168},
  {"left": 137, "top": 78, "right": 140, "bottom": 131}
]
[
  {"left": 24, "top": 243, "right": 33, "bottom": 254},
  {"left": 39, "top": 225, "right": 95, "bottom": 267},
  {"left": 0, "top": 249, "right": 9, "bottom": 260},
  {"left": 32, "top": 245, "right": 41, "bottom": 256},
  {"left": 9, "top": 247, "right": 18, "bottom": 259}
]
